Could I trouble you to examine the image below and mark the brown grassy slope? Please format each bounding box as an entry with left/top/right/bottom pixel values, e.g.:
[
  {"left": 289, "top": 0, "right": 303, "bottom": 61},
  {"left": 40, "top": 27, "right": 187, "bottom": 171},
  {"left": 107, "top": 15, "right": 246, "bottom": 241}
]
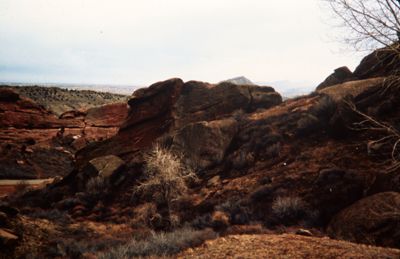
[{"left": 178, "top": 234, "right": 400, "bottom": 259}]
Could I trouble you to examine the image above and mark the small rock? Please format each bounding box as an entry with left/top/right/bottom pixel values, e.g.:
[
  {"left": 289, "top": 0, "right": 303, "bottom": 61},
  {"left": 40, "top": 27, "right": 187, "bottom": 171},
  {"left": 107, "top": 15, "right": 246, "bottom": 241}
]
[
  {"left": 295, "top": 229, "right": 313, "bottom": 237},
  {"left": 25, "top": 147, "right": 34, "bottom": 153},
  {"left": 16, "top": 160, "right": 24, "bottom": 165}
]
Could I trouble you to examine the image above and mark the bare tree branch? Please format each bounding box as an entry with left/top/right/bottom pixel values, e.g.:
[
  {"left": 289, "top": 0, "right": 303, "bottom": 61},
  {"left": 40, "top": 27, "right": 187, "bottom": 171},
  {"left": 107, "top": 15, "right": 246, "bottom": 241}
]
[{"left": 325, "top": 0, "right": 400, "bottom": 51}]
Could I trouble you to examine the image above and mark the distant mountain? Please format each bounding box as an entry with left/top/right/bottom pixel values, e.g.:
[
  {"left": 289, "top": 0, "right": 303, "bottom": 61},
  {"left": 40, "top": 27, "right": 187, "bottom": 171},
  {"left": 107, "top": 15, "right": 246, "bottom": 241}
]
[
  {"left": 222, "top": 76, "right": 255, "bottom": 85},
  {"left": 256, "top": 80, "right": 316, "bottom": 98},
  {"left": 221, "top": 77, "right": 315, "bottom": 98}
]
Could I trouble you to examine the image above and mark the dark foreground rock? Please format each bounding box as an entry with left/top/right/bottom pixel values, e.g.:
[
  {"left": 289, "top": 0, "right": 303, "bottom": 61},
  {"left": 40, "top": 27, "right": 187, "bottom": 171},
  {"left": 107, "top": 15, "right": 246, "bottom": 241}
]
[{"left": 328, "top": 192, "right": 400, "bottom": 248}]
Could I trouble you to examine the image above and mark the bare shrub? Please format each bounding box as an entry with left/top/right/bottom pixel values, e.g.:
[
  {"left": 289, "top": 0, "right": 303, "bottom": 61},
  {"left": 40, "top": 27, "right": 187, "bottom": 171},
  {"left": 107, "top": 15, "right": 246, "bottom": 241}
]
[
  {"left": 272, "top": 196, "right": 313, "bottom": 225},
  {"left": 296, "top": 114, "right": 320, "bottom": 136},
  {"left": 310, "top": 95, "right": 337, "bottom": 120},
  {"left": 86, "top": 176, "right": 107, "bottom": 197},
  {"left": 250, "top": 184, "right": 274, "bottom": 202},
  {"left": 47, "top": 237, "right": 124, "bottom": 258},
  {"left": 265, "top": 143, "right": 281, "bottom": 158},
  {"left": 324, "top": 0, "right": 400, "bottom": 51},
  {"left": 28, "top": 209, "right": 72, "bottom": 224},
  {"left": 215, "top": 200, "right": 250, "bottom": 225},
  {"left": 133, "top": 145, "right": 197, "bottom": 222},
  {"left": 97, "top": 227, "right": 217, "bottom": 258}
]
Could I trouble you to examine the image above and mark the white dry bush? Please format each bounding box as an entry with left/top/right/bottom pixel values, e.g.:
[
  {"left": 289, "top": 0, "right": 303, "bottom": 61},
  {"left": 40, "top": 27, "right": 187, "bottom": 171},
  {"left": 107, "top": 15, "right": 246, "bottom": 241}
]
[{"left": 134, "top": 144, "right": 197, "bottom": 213}]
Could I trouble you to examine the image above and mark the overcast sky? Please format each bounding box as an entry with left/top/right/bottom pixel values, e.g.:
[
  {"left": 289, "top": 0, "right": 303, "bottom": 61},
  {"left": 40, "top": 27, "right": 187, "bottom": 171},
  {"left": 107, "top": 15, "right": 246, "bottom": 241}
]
[{"left": 0, "top": 0, "right": 363, "bottom": 87}]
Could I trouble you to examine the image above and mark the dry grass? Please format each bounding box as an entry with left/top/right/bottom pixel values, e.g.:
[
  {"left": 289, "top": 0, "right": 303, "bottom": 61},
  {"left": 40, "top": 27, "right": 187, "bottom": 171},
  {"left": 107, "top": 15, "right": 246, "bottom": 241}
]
[
  {"left": 271, "top": 196, "right": 313, "bottom": 225},
  {"left": 98, "top": 227, "right": 217, "bottom": 258}
]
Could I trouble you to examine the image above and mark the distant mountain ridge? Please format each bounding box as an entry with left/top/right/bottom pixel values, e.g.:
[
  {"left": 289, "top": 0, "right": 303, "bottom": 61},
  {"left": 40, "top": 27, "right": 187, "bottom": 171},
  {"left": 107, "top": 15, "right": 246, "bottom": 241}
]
[
  {"left": 222, "top": 76, "right": 315, "bottom": 98},
  {"left": 222, "top": 76, "right": 255, "bottom": 85}
]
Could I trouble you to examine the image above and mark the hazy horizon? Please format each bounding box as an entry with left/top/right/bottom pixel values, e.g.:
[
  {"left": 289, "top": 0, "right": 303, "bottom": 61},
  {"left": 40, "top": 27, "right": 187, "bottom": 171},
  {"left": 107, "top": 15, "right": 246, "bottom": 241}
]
[{"left": 0, "top": 0, "right": 364, "bottom": 87}]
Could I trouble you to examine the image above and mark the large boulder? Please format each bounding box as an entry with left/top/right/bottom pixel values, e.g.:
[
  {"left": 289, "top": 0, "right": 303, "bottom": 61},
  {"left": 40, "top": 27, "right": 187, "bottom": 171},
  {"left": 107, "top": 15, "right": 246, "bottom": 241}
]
[
  {"left": 316, "top": 66, "right": 356, "bottom": 90},
  {"left": 121, "top": 78, "right": 184, "bottom": 131},
  {"left": 174, "top": 81, "right": 281, "bottom": 128},
  {"left": 354, "top": 44, "right": 400, "bottom": 79},
  {"left": 88, "top": 155, "right": 125, "bottom": 179},
  {"left": 327, "top": 192, "right": 400, "bottom": 248},
  {"left": 75, "top": 154, "right": 125, "bottom": 191},
  {"left": 171, "top": 118, "right": 238, "bottom": 170}
]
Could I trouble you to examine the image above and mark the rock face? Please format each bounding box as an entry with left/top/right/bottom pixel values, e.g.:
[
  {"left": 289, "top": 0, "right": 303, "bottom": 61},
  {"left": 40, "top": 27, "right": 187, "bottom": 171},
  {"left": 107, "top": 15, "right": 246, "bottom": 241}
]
[
  {"left": 171, "top": 118, "right": 238, "bottom": 170},
  {"left": 76, "top": 79, "right": 282, "bottom": 166},
  {"left": 328, "top": 192, "right": 400, "bottom": 248},
  {"left": 317, "top": 66, "right": 356, "bottom": 90}
]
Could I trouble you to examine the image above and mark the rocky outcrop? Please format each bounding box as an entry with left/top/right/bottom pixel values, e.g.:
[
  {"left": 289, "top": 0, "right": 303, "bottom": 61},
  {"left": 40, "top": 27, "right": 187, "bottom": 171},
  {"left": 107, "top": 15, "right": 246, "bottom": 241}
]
[
  {"left": 317, "top": 66, "right": 356, "bottom": 90},
  {"left": 328, "top": 192, "right": 400, "bottom": 248},
  {"left": 76, "top": 79, "right": 282, "bottom": 166},
  {"left": 354, "top": 44, "right": 400, "bottom": 79},
  {"left": 316, "top": 45, "right": 400, "bottom": 91}
]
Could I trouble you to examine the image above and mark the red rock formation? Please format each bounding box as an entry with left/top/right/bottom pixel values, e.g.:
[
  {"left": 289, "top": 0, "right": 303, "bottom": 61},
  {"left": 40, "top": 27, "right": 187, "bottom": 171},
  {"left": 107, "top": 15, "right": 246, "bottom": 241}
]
[
  {"left": 0, "top": 89, "right": 128, "bottom": 179},
  {"left": 76, "top": 78, "right": 282, "bottom": 166}
]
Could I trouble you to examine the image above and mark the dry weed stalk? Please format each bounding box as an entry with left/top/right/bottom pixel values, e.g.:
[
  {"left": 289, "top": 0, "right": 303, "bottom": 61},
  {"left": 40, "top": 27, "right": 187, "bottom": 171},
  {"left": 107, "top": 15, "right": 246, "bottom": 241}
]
[
  {"left": 134, "top": 144, "right": 197, "bottom": 218},
  {"left": 345, "top": 98, "right": 400, "bottom": 172}
]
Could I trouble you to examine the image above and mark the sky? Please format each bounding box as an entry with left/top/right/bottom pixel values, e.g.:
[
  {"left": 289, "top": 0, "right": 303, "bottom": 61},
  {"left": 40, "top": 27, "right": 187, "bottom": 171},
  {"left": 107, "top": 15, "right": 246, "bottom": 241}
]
[{"left": 0, "top": 0, "right": 364, "bottom": 87}]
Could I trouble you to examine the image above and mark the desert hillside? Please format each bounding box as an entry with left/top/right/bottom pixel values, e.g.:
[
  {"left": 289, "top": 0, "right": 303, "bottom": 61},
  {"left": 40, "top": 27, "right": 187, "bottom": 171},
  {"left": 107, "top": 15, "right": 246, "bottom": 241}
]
[
  {"left": 0, "top": 45, "right": 400, "bottom": 258},
  {"left": 0, "top": 85, "right": 128, "bottom": 116}
]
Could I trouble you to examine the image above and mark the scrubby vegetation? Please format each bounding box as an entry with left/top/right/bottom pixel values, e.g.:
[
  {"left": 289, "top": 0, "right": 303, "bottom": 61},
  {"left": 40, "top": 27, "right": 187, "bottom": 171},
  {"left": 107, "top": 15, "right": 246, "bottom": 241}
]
[
  {"left": 0, "top": 85, "right": 128, "bottom": 115},
  {"left": 271, "top": 196, "right": 318, "bottom": 226},
  {"left": 132, "top": 144, "right": 197, "bottom": 228},
  {"left": 98, "top": 227, "right": 217, "bottom": 258}
]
